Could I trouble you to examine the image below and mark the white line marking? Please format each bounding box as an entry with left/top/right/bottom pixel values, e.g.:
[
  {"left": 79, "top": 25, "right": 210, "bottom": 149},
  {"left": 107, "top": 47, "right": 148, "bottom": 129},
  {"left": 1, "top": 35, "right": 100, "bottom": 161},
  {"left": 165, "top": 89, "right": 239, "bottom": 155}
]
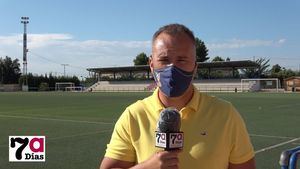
[
  {"left": 255, "top": 138, "right": 300, "bottom": 154},
  {"left": 0, "top": 130, "right": 112, "bottom": 148},
  {"left": 272, "top": 103, "right": 300, "bottom": 109},
  {"left": 47, "top": 130, "right": 112, "bottom": 141},
  {"left": 250, "top": 134, "right": 295, "bottom": 139},
  {"left": 0, "top": 111, "right": 115, "bottom": 122},
  {"left": 0, "top": 114, "right": 114, "bottom": 125}
]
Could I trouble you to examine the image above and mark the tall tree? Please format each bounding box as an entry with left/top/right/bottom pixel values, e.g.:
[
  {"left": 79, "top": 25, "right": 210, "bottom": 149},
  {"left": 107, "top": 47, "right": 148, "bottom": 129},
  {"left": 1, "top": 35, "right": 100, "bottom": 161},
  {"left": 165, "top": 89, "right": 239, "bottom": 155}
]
[
  {"left": 212, "top": 56, "right": 224, "bottom": 62},
  {"left": 195, "top": 37, "right": 209, "bottom": 62},
  {"left": 133, "top": 52, "right": 148, "bottom": 65},
  {"left": 271, "top": 64, "right": 282, "bottom": 74},
  {"left": 241, "top": 57, "right": 270, "bottom": 78},
  {"left": 269, "top": 64, "right": 298, "bottom": 86},
  {"left": 0, "top": 56, "right": 21, "bottom": 84},
  {"left": 0, "top": 59, "right": 3, "bottom": 84},
  {"left": 19, "top": 73, "right": 80, "bottom": 91}
]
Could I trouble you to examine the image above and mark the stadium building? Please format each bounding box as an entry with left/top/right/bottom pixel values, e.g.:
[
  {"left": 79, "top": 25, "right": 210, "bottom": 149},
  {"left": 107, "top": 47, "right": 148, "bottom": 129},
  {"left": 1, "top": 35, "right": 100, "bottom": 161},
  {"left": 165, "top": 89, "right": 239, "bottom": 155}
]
[{"left": 87, "top": 60, "right": 263, "bottom": 92}]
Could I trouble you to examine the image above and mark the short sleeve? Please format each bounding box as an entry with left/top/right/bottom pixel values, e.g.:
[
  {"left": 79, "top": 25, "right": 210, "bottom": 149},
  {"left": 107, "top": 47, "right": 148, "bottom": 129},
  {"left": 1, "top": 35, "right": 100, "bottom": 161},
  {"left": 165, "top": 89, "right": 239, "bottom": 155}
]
[
  {"left": 229, "top": 105, "right": 255, "bottom": 164},
  {"left": 104, "top": 108, "right": 136, "bottom": 162}
]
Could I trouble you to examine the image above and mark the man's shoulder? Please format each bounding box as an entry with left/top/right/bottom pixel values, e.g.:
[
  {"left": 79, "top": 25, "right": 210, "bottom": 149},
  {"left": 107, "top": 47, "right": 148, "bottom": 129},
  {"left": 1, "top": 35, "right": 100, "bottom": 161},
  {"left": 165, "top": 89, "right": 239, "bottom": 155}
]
[
  {"left": 126, "top": 100, "right": 144, "bottom": 113},
  {"left": 197, "top": 91, "right": 236, "bottom": 117},
  {"left": 198, "top": 92, "right": 232, "bottom": 107},
  {"left": 125, "top": 94, "right": 154, "bottom": 116}
]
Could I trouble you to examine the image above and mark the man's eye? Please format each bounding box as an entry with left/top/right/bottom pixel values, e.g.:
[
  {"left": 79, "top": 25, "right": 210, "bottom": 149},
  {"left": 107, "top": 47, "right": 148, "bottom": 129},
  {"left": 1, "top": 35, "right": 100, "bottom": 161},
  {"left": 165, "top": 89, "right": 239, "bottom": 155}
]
[{"left": 159, "top": 60, "right": 169, "bottom": 63}]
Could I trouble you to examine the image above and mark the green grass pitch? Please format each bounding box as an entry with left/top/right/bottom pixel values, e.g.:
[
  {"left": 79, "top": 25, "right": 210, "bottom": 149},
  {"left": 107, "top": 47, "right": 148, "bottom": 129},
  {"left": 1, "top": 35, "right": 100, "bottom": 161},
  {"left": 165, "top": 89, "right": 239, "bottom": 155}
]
[{"left": 0, "top": 92, "right": 299, "bottom": 169}]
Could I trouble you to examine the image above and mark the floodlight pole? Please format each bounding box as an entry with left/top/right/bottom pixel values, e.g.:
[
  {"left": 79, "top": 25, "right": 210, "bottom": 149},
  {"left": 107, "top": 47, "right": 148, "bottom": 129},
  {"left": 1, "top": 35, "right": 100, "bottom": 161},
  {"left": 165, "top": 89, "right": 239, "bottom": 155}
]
[
  {"left": 61, "top": 64, "right": 69, "bottom": 77},
  {"left": 21, "top": 17, "right": 29, "bottom": 88}
]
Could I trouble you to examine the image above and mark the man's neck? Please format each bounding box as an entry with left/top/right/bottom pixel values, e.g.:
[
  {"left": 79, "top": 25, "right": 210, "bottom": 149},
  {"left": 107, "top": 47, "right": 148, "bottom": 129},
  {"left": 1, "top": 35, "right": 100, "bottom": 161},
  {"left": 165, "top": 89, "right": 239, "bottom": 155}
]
[{"left": 158, "top": 85, "right": 194, "bottom": 111}]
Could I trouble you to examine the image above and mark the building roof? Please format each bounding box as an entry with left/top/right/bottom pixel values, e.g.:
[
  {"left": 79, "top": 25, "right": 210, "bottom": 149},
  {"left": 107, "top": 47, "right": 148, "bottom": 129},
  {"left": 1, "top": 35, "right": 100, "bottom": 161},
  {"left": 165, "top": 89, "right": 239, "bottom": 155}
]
[
  {"left": 198, "top": 60, "right": 258, "bottom": 69},
  {"left": 87, "top": 60, "right": 258, "bottom": 74},
  {"left": 284, "top": 76, "right": 300, "bottom": 81}
]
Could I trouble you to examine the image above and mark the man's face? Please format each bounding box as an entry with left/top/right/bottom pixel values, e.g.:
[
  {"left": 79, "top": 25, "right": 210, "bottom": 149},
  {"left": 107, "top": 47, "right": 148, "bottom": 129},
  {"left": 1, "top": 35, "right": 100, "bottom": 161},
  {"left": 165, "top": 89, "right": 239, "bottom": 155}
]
[{"left": 150, "top": 33, "right": 196, "bottom": 72}]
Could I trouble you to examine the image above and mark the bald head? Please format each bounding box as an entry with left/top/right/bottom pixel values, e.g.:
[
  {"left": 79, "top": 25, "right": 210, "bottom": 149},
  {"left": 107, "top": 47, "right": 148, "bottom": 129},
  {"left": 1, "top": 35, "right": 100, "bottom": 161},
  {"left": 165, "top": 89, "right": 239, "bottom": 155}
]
[
  {"left": 152, "top": 23, "right": 196, "bottom": 45},
  {"left": 150, "top": 24, "right": 196, "bottom": 73}
]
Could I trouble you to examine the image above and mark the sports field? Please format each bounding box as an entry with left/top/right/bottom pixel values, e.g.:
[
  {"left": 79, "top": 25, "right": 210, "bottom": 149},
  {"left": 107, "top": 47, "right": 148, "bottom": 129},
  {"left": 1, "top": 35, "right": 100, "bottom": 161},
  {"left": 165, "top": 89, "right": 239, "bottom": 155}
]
[{"left": 0, "top": 92, "right": 299, "bottom": 169}]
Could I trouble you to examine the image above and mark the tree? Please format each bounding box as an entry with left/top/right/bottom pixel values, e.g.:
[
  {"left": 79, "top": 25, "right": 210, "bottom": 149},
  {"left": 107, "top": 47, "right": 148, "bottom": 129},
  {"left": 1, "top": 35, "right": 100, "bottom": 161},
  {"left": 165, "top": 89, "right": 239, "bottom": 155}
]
[
  {"left": 19, "top": 73, "right": 80, "bottom": 91},
  {"left": 271, "top": 64, "right": 282, "bottom": 74},
  {"left": 268, "top": 64, "right": 297, "bottom": 86},
  {"left": 212, "top": 56, "right": 225, "bottom": 62},
  {"left": 39, "top": 82, "right": 49, "bottom": 91},
  {"left": 0, "top": 56, "right": 21, "bottom": 84},
  {"left": 241, "top": 57, "right": 270, "bottom": 78},
  {"left": 0, "top": 59, "right": 3, "bottom": 84},
  {"left": 195, "top": 38, "right": 209, "bottom": 62},
  {"left": 133, "top": 53, "right": 148, "bottom": 65}
]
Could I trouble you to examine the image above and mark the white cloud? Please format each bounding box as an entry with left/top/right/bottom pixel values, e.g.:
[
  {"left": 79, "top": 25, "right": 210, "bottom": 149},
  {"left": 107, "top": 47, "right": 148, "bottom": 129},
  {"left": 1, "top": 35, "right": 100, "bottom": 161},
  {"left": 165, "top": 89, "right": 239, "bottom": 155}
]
[
  {"left": 28, "top": 34, "right": 73, "bottom": 49},
  {"left": 0, "top": 34, "right": 289, "bottom": 77},
  {"left": 278, "top": 38, "right": 286, "bottom": 44},
  {"left": 0, "top": 33, "right": 151, "bottom": 77},
  {"left": 207, "top": 38, "right": 286, "bottom": 50},
  {"left": 0, "top": 35, "right": 18, "bottom": 45}
]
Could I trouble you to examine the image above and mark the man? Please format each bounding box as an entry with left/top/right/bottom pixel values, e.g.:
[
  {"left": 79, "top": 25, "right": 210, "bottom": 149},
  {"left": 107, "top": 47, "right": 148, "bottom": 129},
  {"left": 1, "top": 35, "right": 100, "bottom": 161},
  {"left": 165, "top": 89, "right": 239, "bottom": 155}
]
[{"left": 100, "top": 24, "right": 255, "bottom": 169}]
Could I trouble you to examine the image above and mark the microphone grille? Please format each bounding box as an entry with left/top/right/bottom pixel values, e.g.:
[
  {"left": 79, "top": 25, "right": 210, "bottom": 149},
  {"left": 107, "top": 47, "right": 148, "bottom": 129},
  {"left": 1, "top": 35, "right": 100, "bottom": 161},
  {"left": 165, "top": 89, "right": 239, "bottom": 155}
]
[{"left": 157, "top": 108, "right": 181, "bottom": 132}]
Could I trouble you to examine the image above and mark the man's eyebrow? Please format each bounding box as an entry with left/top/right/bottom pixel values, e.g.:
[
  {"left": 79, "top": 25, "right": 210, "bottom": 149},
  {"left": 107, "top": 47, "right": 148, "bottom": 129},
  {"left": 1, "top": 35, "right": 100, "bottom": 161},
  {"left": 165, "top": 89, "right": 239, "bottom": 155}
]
[{"left": 178, "top": 56, "right": 188, "bottom": 59}]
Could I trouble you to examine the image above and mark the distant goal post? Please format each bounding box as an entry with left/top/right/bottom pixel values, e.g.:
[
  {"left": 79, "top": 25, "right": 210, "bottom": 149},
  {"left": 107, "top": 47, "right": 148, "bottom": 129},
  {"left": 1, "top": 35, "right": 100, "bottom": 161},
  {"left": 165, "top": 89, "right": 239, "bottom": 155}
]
[
  {"left": 65, "top": 86, "right": 84, "bottom": 92},
  {"left": 241, "top": 78, "right": 280, "bottom": 92},
  {"left": 55, "top": 82, "right": 75, "bottom": 91}
]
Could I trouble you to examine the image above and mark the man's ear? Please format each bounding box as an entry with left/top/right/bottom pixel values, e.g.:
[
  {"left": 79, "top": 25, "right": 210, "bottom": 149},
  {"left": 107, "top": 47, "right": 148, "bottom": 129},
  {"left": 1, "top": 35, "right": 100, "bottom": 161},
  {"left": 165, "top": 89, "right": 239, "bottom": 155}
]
[{"left": 149, "top": 54, "right": 154, "bottom": 73}]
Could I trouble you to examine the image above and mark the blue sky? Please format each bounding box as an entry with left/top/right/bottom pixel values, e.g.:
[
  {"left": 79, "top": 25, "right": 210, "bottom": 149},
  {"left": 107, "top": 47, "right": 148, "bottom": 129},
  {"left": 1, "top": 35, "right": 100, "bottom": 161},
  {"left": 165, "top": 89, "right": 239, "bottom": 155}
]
[{"left": 0, "top": 0, "right": 299, "bottom": 77}]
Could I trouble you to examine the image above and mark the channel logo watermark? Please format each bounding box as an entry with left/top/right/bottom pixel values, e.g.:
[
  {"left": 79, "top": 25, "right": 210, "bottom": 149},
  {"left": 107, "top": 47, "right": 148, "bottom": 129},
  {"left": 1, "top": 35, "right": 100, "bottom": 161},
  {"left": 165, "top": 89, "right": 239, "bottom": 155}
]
[{"left": 9, "top": 136, "right": 46, "bottom": 162}]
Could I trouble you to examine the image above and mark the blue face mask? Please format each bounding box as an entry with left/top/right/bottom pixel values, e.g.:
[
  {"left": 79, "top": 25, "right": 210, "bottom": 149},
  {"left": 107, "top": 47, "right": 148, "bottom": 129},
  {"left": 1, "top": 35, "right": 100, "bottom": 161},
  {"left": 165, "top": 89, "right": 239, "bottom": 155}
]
[{"left": 153, "top": 64, "right": 194, "bottom": 97}]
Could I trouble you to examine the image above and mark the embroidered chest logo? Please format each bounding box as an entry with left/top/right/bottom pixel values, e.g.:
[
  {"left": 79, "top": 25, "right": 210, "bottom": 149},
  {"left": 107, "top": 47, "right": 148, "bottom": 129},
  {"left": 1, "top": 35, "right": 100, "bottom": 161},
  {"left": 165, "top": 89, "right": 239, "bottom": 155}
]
[{"left": 200, "top": 131, "right": 207, "bottom": 136}]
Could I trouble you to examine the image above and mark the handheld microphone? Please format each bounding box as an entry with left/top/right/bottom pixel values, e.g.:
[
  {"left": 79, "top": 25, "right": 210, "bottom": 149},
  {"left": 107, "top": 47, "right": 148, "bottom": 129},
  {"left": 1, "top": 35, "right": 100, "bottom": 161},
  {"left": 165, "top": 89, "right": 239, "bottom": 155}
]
[{"left": 155, "top": 108, "right": 184, "bottom": 150}]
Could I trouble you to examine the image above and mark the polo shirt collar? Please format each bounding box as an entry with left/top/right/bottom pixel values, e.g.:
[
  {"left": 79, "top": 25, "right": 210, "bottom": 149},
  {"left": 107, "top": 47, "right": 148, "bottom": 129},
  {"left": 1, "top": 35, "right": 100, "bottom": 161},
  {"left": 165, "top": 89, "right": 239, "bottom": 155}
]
[
  {"left": 184, "top": 85, "right": 200, "bottom": 112},
  {"left": 151, "top": 88, "right": 165, "bottom": 113},
  {"left": 150, "top": 85, "right": 200, "bottom": 113}
]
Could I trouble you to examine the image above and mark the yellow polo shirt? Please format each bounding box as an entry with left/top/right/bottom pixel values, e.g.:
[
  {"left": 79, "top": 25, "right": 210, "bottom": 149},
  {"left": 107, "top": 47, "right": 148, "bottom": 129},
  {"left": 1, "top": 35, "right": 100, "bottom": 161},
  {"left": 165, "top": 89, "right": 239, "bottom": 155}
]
[{"left": 105, "top": 87, "right": 254, "bottom": 169}]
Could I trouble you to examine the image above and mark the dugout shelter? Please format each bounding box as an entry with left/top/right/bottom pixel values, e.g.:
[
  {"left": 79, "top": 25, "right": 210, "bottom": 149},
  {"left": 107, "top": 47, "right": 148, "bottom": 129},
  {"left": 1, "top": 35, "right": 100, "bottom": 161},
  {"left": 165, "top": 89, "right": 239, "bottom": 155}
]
[{"left": 87, "top": 60, "right": 258, "bottom": 81}]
